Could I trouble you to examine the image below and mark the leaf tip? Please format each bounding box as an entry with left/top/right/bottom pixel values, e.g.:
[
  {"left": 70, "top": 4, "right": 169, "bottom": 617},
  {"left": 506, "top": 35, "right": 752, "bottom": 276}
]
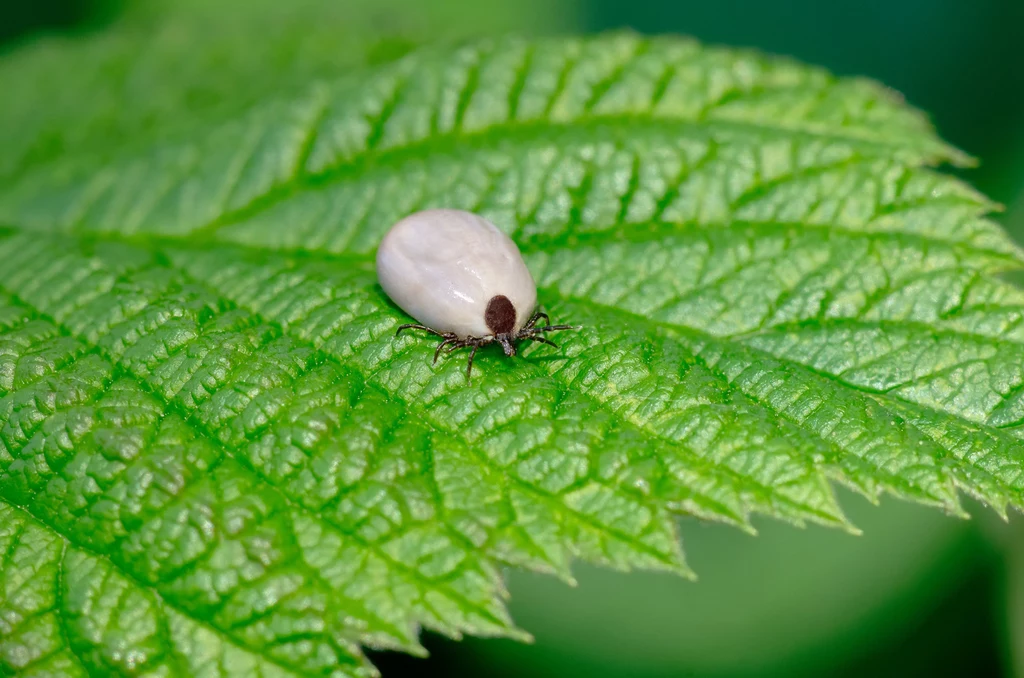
[
  {"left": 944, "top": 145, "right": 979, "bottom": 169},
  {"left": 822, "top": 507, "right": 862, "bottom": 536},
  {"left": 842, "top": 523, "right": 864, "bottom": 537},
  {"left": 944, "top": 501, "right": 971, "bottom": 521},
  {"left": 664, "top": 553, "right": 699, "bottom": 581},
  {"left": 509, "top": 627, "right": 536, "bottom": 644},
  {"left": 405, "top": 640, "right": 430, "bottom": 659}
]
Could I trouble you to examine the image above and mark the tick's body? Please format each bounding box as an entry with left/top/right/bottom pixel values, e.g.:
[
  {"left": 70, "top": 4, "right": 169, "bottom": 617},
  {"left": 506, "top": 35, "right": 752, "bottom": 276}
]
[{"left": 376, "top": 209, "right": 576, "bottom": 379}]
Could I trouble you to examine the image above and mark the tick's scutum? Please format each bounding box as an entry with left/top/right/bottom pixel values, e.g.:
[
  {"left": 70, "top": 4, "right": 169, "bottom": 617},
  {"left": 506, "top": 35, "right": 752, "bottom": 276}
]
[{"left": 485, "top": 295, "right": 517, "bottom": 335}]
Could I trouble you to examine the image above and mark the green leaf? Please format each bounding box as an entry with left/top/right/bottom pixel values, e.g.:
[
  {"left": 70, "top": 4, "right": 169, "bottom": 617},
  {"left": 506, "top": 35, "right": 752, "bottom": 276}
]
[{"left": 2, "top": 30, "right": 1024, "bottom": 676}]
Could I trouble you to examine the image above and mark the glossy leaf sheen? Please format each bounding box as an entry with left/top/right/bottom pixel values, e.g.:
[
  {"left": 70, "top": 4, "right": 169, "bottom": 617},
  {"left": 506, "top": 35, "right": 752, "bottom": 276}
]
[{"left": 2, "top": 32, "right": 1024, "bottom": 677}]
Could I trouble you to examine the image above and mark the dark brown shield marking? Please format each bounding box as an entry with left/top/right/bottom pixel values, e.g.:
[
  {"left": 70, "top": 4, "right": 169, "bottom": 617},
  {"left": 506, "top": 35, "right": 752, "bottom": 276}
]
[{"left": 485, "top": 295, "right": 517, "bottom": 335}]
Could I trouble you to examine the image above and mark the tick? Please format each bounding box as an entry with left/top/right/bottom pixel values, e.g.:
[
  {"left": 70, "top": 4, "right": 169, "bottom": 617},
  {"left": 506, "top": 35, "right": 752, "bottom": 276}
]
[{"left": 376, "top": 208, "right": 577, "bottom": 380}]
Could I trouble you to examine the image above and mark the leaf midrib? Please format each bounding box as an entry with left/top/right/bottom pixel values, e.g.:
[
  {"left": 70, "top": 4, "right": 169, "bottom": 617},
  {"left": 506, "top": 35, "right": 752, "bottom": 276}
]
[{"left": 3, "top": 211, "right": 1018, "bottom": 287}]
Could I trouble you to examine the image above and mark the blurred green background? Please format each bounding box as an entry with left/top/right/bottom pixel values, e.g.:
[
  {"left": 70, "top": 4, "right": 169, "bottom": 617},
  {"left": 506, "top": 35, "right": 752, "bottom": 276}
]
[{"left": 4, "top": 0, "right": 1024, "bottom": 676}]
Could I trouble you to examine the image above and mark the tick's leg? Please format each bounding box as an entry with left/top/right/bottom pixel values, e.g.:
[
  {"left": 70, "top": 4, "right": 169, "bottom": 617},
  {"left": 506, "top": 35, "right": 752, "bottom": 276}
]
[
  {"left": 396, "top": 323, "right": 446, "bottom": 338},
  {"left": 524, "top": 312, "right": 550, "bottom": 330},
  {"left": 465, "top": 345, "right": 479, "bottom": 382},
  {"left": 523, "top": 335, "right": 558, "bottom": 348},
  {"left": 450, "top": 335, "right": 493, "bottom": 351},
  {"left": 530, "top": 324, "right": 577, "bottom": 333},
  {"left": 433, "top": 338, "right": 460, "bottom": 364}
]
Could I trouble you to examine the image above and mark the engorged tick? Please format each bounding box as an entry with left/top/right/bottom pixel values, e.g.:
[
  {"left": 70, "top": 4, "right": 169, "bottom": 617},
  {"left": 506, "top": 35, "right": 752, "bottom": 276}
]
[{"left": 375, "top": 208, "right": 578, "bottom": 381}]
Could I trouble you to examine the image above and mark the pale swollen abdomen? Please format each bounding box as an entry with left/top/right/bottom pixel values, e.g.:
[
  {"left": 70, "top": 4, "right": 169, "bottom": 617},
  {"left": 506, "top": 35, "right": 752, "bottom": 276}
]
[{"left": 376, "top": 209, "right": 538, "bottom": 339}]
